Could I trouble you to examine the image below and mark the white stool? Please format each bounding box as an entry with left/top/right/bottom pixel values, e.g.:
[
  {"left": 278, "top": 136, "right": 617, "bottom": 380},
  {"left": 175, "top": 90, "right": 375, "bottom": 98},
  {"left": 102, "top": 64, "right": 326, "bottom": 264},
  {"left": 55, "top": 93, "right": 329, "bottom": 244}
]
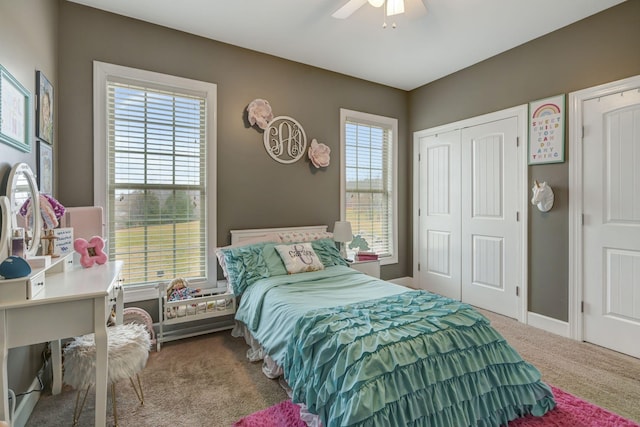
[{"left": 64, "top": 323, "right": 150, "bottom": 426}]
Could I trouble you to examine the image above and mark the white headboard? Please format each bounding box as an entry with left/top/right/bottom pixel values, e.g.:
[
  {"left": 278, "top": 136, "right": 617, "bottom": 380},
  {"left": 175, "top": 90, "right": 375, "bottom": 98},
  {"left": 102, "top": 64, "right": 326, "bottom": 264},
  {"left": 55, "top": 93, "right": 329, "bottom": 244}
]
[{"left": 230, "top": 225, "right": 328, "bottom": 245}]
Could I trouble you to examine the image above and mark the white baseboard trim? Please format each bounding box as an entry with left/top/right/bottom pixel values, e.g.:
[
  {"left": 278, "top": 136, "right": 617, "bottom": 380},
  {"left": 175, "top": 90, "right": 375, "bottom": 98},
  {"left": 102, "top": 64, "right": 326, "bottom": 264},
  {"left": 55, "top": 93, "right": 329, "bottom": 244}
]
[
  {"left": 12, "top": 373, "right": 44, "bottom": 427},
  {"left": 389, "top": 276, "right": 414, "bottom": 288},
  {"left": 527, "top": 311, "right": 571, "bottom": 338},
  {"left": 390, "top": 278, "right": 572, "bottom": 339}
]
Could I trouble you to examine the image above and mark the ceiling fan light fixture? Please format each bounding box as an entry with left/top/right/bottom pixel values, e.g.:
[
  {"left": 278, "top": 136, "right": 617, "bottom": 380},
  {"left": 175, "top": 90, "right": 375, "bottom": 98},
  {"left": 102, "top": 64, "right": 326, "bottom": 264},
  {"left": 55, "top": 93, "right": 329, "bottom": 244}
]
[
  {"left": 386, "top": 0, "right": 405, "bottom": 16},
  {"left": 368, "top": 0, "right": 385, "bottom": 7}
]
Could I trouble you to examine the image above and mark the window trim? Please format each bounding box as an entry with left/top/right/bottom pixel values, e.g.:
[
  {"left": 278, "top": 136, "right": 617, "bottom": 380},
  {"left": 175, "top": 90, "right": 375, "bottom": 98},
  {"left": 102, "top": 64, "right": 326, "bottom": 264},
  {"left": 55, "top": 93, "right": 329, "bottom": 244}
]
[
  {"left": 93, "top": 61, "right": 217, "bottom": 302},
  {"left": 339, "top": 108, "right": 398, "bottom": 265}
]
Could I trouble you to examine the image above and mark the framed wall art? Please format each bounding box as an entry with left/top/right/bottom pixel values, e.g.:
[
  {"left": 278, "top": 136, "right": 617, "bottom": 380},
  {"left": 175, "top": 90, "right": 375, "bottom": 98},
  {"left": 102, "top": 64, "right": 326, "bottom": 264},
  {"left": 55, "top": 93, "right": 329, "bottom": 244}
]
[
  {"left": 37, "top": 140, "right": 53, "bottom": 195},
  {"left": 0, "top": 65, "right": 32, "bottom": 153},
  {"left": 528, "top": 94, "right": 565, "bottom": 165},
  {"left": 36, "top": 70, "right": 54, "bottom": 145}
]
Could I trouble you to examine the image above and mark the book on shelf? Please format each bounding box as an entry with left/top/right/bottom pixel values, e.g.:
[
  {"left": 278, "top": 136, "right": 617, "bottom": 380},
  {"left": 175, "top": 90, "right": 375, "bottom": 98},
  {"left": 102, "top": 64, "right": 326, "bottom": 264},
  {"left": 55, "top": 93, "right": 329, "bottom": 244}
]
[{"left": 355, "top": 251, "right": 378, "bottom": 261}]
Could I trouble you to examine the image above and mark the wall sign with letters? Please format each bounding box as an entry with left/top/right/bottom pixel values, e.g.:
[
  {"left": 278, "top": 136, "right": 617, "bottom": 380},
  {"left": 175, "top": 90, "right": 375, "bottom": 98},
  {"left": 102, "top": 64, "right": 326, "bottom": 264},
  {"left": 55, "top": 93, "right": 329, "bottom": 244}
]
[{"left": 528, "top": 94, "right": 565, "bottom": 165}]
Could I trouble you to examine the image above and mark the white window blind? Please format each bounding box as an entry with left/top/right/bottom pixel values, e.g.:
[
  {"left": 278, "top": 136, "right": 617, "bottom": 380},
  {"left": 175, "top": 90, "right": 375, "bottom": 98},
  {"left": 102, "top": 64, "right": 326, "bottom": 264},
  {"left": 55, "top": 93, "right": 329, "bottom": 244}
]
[
  {"left": 341, "top": 109, "right": 398, "bottom": 264},
  {"left": 106, "top": 81, "right": 208, "bottom": 286}
]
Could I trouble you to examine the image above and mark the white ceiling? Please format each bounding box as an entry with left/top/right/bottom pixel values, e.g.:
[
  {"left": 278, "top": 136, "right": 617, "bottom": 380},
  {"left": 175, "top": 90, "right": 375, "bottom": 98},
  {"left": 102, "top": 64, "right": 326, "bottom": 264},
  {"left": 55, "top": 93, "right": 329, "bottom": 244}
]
[{"left": 67, "top": 0, "right": 626, "bottom": 91}]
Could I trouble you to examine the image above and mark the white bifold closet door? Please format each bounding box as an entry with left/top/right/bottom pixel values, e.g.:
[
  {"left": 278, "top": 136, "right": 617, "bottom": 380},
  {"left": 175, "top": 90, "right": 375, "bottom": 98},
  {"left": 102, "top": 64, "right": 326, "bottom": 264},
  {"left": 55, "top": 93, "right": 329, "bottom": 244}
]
[
  {"left": 460, "top": 118, "right": 519, "bottom": 318},
  {"left": 418, "top": 116, "right": 520, "bottom": 319}
]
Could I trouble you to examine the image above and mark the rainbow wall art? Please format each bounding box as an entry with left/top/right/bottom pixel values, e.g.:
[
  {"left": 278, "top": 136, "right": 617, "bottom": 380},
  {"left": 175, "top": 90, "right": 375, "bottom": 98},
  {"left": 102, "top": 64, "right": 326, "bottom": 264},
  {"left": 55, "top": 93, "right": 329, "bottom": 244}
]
[{"left": 528, "top": 95, "right": 565, "bottom": 164}]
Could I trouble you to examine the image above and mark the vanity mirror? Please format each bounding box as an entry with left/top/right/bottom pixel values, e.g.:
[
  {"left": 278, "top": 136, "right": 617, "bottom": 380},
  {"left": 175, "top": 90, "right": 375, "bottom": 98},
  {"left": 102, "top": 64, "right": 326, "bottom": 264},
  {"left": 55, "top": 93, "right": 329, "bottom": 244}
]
[
  {"left": 0, "top": 196, "right": 9, "bottom": 260},
  {"left": 6, "top": 163, "right": 42, "bottom": 258}
]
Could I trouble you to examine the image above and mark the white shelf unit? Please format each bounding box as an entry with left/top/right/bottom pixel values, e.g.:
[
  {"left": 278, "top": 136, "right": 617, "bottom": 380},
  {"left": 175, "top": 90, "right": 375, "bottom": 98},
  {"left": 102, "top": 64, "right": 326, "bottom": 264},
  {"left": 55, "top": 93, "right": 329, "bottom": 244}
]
[
  {"left": 349, "top": 259, "right": 380, "bottom": 278},
  {"left": 156, "top": 283, "right": 236, "bottom": 351}
]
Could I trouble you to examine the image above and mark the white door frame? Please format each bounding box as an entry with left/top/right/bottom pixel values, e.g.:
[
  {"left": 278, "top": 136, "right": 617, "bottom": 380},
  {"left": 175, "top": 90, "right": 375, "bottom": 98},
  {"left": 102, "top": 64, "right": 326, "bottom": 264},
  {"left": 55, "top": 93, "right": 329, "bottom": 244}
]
[
  {"left": 568, "top": 74, "right": 640, "bottom": 341},
  {"left": 413, "top": 105, "right": 529, "bottom": 323}
]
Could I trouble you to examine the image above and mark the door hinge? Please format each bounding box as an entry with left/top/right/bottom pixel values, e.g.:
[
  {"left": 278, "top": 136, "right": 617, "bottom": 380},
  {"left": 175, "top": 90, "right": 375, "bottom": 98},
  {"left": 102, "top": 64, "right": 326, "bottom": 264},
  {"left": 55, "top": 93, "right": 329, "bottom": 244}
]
[
  {"left": 581, "top": 213, "right": 584, "bottom": 225},
  {"left": 581, "top": 126, "right": 585, "bottom": 139},
  {"left": 516, "top": 136, "right": 519, "bottom": 147},
  {"left": 516, "top": 211, "right": 520, "bottom": 222},
  {"left": 581, "top": 301, "right": 584, "bottom": 313},
  {"left": 418, "top": 263, "right": 421, "bottom": 271},
  {"left": 418, "top": 153, "right": 421, "bottom": 162},
  {"left": 516, "top": 286, "right": 520, "bottom": 297}
]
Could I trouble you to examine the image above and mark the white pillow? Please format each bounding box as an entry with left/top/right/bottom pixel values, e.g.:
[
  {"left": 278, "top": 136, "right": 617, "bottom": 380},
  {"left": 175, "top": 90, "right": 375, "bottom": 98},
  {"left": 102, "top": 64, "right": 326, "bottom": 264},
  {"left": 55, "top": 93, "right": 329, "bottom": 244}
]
[{"left": 275, "top": 243, "right": 325, "bottom": 274}]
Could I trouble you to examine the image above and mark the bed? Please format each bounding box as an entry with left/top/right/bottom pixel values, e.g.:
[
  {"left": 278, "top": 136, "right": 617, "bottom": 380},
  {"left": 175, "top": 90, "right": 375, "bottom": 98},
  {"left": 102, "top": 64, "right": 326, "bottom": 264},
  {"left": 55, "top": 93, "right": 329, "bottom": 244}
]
[{"left": 219, "top": 226, "right": 555, "bottom": 427}]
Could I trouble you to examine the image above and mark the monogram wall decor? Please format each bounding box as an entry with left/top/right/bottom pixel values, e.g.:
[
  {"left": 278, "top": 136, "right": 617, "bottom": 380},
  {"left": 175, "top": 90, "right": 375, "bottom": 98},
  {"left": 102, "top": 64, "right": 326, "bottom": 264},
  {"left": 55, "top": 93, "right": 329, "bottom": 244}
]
[
  {"left": 246, "top": 98, "right": 329, "bottom": 167},
  {"left": 263, "top": 115, "right": 307, "bottom": 164}
]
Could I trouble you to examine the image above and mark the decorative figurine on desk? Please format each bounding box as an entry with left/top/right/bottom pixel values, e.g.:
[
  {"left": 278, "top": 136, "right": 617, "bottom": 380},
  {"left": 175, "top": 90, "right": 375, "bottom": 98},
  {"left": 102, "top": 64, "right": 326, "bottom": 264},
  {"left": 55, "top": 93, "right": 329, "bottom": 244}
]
[
  {"left": 166, "top": 277, "right": 201, "bottom": 302},
  {"left": 41, "top": 229, "right": 59, "bottom": 258},
  {"left": 74, "top": 236, "right": 108, "bottom": 268}
]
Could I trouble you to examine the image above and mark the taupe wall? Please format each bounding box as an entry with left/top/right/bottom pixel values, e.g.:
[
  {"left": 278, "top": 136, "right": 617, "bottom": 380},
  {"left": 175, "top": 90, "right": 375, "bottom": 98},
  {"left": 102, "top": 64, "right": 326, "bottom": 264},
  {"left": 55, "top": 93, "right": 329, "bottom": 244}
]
[
  {"left": 0, "top": 0, "right": 59, "bottom": 402},
  {"left": 1, "top": 0, "right": 638, "bottom": 417},
  {"left": 57, "top": 1, "right": 410, "bottom": 281},
  {"left": 409, "top": 0, "right": 640, "bottom": 321}
]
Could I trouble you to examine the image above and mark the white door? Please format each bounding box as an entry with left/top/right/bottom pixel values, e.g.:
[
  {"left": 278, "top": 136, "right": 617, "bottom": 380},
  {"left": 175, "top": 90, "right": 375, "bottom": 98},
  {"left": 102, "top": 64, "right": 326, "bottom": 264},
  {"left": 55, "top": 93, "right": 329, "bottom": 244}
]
[
  {"left": 582, "top": 85, "right": 640, "bottom": 358},
  {"left": 417, "top": 130, "right": 461, "bottom": 300},
  {"left": 461, "top": 118, "right": 520, "bottom": 318},
  {"left": 416, "top": 113, "right": 522, "bottom": 319}
]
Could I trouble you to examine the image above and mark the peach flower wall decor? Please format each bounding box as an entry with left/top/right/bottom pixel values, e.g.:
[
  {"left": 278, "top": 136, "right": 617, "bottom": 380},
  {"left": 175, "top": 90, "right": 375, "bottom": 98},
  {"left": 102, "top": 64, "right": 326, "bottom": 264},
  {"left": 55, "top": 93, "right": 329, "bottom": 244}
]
[
  {"left": 308, "top": 138, "right": 330, "bottom": 168},
  {"left": 247, "top": 98, "right": 274, "bottom": 130}
]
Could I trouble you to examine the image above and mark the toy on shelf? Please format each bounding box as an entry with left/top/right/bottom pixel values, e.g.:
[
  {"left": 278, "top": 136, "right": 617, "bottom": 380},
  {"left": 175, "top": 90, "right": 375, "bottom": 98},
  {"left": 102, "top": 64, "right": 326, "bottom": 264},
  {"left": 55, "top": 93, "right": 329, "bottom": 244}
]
[{"left": 166, "top": 277, "right": 201, "bottom": 302}]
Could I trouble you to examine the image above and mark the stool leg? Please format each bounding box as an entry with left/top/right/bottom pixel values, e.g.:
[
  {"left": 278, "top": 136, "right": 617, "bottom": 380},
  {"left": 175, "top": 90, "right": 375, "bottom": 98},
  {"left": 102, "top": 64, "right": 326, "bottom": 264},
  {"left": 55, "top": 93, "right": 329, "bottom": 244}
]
[
  {"left": 129, "top": 374, "right": 145, "bottom": 405},
  {"left": 72, "top": 385, "right": 91, "bottom": 427},
  {"left": 111, "top": 382, "right": 119, "bottom": 427}
]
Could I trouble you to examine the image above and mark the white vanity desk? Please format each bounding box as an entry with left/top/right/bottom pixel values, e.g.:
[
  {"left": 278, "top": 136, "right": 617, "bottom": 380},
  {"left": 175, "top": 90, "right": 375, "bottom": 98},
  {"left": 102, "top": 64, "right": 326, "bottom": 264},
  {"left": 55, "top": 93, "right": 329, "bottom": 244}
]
[{"left": 0, "top": 256, "right": 123, "bottom": 426}]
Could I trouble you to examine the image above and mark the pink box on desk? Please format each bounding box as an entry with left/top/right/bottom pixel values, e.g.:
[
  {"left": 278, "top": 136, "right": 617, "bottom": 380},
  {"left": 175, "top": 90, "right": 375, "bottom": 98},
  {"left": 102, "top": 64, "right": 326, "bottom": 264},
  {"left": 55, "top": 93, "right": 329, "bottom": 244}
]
[{"left": 59, "top": 206, "right": 104, "bottom": 240}]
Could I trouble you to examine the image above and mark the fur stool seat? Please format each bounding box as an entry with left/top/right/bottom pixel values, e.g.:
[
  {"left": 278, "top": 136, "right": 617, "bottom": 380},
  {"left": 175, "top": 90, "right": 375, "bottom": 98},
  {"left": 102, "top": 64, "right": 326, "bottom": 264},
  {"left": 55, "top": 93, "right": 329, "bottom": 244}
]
[{"left": 64, "top": 323, "right": 151, "bottom": 426}]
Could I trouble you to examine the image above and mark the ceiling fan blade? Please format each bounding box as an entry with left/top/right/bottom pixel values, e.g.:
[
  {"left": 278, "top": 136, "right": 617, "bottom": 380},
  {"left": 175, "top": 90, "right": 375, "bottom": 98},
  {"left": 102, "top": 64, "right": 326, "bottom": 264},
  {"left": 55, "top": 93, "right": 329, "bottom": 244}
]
[{"left": 331, "top": 0, "right": 368, "bottom": 19}]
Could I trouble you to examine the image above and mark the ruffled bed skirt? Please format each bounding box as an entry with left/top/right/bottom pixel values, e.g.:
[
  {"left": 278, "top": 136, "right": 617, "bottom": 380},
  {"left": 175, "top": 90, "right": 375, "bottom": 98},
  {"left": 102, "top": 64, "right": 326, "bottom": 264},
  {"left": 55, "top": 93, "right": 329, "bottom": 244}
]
[
  {"left": 233, "top": 322, "right": 323, "bottom": 426},
  {"left": 232, "top": 322, "right": 283, "bottom": 378}
]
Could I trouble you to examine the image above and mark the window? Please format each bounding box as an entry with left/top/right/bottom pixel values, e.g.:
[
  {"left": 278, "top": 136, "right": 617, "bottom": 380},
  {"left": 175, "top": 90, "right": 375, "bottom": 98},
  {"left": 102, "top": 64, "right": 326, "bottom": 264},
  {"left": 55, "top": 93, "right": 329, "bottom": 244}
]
[
  {"left": 94, "top": 62, "right": 217, "bottom": 298},
  {"left": 340, "top": 109, "right": 398, "bottom": 265}
]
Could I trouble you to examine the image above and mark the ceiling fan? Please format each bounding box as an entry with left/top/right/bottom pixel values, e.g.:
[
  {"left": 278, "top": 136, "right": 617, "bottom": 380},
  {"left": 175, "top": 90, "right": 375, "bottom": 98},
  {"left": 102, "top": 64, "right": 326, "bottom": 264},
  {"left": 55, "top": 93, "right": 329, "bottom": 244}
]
[{"left": 332, "top": 0, "right": 426, "bottom": 20}]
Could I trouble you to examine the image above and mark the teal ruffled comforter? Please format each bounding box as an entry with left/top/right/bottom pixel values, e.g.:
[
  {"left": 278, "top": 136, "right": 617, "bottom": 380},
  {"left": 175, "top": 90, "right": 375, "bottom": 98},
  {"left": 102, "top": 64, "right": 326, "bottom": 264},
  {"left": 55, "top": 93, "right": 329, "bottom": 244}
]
[
  {"left": 282, "top": 290, "right": 555, "bottom": 427},
  {"left": 236, "top": 267, "right": 555, "bottom": 426}
]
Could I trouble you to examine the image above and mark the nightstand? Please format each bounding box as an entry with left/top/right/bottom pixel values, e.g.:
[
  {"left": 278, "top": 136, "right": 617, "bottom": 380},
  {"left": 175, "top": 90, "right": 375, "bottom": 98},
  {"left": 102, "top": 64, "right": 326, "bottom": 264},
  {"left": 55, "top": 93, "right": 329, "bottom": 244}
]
[{"left": 349, "top": 259, "right": 380, "bottom": 278}]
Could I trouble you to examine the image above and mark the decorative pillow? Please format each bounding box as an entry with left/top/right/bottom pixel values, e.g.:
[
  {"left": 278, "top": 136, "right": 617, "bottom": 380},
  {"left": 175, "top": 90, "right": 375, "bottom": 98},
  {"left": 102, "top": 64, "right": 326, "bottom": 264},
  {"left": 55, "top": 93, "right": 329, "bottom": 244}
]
[
  {"left": 261, "top": 243, "right": 288, "bottom": 277},
  {"left": 277, "top": 231, "right": 333, "bottom": 243},
  {"left": 219, "top": 243, "right": 271, "bottom": 295},
  {"left": 216, "top": 233, "right": 280, "bottom": 279},
  {"left": 275, "top": 243, "right": 325, "bottom": 274},
  {"left": 311, "top": 238, "right": 349, "bottom": 267}
]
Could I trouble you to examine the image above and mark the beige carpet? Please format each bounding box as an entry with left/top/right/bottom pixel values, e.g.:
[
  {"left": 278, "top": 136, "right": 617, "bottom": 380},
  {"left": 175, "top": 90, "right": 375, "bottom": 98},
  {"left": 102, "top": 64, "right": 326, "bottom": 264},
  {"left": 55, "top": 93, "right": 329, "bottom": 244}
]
[{"left": 25, "top": 311, "right": 640, "bottom": 426}]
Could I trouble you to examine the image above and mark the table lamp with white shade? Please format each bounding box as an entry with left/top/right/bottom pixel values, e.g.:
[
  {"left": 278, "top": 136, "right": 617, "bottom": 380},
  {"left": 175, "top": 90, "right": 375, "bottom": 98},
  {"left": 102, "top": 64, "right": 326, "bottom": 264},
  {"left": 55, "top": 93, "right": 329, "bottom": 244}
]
[{"left": 333, "top": 221, "right": 353, "bottom": 260}]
